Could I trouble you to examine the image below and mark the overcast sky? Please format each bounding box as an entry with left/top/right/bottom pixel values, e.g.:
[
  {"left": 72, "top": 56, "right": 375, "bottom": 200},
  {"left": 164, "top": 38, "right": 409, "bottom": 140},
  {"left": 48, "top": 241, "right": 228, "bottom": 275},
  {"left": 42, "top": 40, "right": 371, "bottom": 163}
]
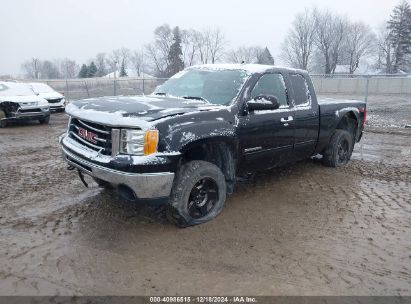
[{"left": 0, "top": 0, "right": 399, "bottom": 76}]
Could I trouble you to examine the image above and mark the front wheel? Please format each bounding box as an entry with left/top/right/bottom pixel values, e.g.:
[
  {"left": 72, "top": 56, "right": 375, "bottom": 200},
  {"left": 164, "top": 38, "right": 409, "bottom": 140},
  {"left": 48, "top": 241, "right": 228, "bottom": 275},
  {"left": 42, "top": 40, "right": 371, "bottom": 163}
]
[
  {"left": 39, "top": 115, "right": 50, "bottom": 125},
  {"left": 167, "top": 160, "right": 227, "bottom": 228},
  {"left": 322, "top": 129, "right": 353, "bottom": 167}
]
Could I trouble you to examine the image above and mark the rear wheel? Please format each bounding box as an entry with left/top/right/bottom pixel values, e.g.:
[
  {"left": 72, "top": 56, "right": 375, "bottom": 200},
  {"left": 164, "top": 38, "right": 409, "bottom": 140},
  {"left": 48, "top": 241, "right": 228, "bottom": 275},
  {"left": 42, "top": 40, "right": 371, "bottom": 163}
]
[
  {"left": 167, "top": 160, "right": 226, "bottom": 227},
  {"left": 322, "top": 129, "right": 353, "bottom": 167},
  {"left": 0, "top": 110, "right": 6, "bottom": 128},
  {"left": 39, "top": 115, "right": 50, "bottom": 125}
]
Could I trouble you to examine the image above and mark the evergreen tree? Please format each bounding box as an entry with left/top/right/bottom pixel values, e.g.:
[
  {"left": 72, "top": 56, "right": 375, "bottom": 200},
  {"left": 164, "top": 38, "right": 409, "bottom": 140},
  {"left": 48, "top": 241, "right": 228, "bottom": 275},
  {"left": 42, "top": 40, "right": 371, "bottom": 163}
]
[
  {"left": 119, "top": 59, "right": 128, "bottom": 77},
  {"left": 78, "top": 64, "right": 89, "bottom": 78},
  {"left": 88, "top": 61, "right": 98, "bottom": 77},
  {"left": 387, "top": 1, "right": 411, "bottom": 73},
  {"left": 166, "top": 26, "right": 185, "bottom": 77},
  {"left": 257, "top": 47, "right": 275, "bottom": 65}
]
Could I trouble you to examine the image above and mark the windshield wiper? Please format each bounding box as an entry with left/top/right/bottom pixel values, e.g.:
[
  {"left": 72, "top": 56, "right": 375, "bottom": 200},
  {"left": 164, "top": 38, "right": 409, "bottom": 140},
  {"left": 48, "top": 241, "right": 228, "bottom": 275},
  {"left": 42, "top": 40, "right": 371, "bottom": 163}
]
[
  {"left": 181, "top": 96, "right": 209, "bottom": 103},
  {"left": 154, "top": 92, "right": 167, "bottom": 96}
]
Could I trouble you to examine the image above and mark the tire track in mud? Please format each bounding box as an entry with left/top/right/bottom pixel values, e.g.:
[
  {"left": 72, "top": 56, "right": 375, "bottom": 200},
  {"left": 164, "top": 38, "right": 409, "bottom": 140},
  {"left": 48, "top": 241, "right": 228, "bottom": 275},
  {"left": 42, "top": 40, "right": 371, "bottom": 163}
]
[{"left": 0, "top": 108, "right": 411, "bottom": 295}]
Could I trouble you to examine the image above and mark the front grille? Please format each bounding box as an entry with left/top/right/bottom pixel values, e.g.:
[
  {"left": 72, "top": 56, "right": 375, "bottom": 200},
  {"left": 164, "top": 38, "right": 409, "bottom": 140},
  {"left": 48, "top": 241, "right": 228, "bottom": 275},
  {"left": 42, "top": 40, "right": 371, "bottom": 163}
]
[
  {"left": 19, "top": 108, "right": 42, "bottom": 113},
  {"left": 47, "top": 98, "right": 63, "bottom": 104},
  {"left": 68, "top": 118, "right": 112, "bottom": 155}
]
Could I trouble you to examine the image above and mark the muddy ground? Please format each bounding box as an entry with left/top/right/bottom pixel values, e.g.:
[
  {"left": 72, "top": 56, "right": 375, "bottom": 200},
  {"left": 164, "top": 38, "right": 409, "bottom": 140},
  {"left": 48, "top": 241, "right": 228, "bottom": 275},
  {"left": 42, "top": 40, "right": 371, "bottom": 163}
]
[{"left": 0, "top": 94, "right": 410, "bottom": 295}]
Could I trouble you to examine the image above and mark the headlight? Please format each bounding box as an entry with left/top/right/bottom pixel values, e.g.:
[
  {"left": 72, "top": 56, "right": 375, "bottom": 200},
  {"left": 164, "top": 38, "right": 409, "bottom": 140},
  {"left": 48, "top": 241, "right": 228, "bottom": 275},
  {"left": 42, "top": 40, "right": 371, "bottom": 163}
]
[
  {"left": 39, "top": 99, "right": 48, "bottom": 106},
  {"left": 120, "top": 129, "right": 159, "bottom": 156}
]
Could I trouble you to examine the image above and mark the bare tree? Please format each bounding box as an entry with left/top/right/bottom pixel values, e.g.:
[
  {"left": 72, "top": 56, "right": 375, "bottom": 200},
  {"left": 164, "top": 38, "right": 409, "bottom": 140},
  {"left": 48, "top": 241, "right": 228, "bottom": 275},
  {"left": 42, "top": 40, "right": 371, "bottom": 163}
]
[
  {"left": 21, "top": 58, "right": 41, "bottom": 79},
  {"left": 181, "top": 29, "right": 198, "bottom": 67},
  {"left": 281, "top": 8, "right": 316, "bottom": 70},
  {"left": 130, "top": 49, "right": 145, "bottom": 76},
  {"left": 205, "top": 28, "right": 227, "bottom": 64},
  {"left": 95, "top": 52, "right": 107, "bottom": 77},
  {"left": 193, "top": 28, "right": 227, "bottom": 64},
  {"left": 145, "top": 24, "right": 174, "bottom": 76},
  {"left": 120, "top": 47, "right": 131, "bottom": 68},
  {"left": 60, "top": 58, "right": 79, "bottom": 78},
  {"left": 226, "top": 46, "right": 263, "bottom": 63},
  {"left": 375, "top": 23, "right": 397, "bottom": 73},
  {"left": 40, "top": 60, "right": 60, "bottom": 79},
  {"left": 106, "top": 49, "right": 122, "bottom": 73},
  {"left": 193, "top": 30, "right": 210, "bottom": 64},
  {"left": 343, "top": 22, "right": 376, "bottom": 74},
  {"left": 314, "top": 10, "right": 348, "bottom": 74}
]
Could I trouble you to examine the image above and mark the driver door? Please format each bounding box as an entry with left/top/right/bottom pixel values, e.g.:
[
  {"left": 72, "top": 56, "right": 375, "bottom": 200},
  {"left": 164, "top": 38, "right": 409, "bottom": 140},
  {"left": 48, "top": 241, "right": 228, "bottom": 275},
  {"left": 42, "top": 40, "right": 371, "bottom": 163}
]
[{"left": 238, "top": 73, "right": 295, "bottom": 172}]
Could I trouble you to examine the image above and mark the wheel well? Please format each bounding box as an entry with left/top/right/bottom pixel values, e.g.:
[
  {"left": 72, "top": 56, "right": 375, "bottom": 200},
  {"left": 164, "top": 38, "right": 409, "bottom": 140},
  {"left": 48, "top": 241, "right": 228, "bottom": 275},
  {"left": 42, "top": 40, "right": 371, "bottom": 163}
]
[
  {"left": 182, "top": 141, "right": 236, "bottom": 194},
  {"left": 0, "top": 102, "right": 19, "bottom": 117},
  {"left": 337, "top": 112, "right": 357, "bottom": 132},
  {"left": 336, "top": 112, "right": 358, "bottom": 144}
]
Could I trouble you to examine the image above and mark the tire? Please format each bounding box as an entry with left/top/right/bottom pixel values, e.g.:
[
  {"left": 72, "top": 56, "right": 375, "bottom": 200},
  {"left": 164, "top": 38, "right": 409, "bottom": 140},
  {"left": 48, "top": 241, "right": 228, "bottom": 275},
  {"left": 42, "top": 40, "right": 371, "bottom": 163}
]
[
  {"left": 167, "top": 160, "right": 227, "bottom": 228},
  {"left": 39, "top": 115, "right": 50, "bottom": 124},
  {"left": 93, "top": 177, "right": 112, "bottom": 189},
  {"left": 322, "top": 129, "right": 353, "bottom": 167},
  {"left": 0, "top": 110, "right": 6, "bottom": 128}
]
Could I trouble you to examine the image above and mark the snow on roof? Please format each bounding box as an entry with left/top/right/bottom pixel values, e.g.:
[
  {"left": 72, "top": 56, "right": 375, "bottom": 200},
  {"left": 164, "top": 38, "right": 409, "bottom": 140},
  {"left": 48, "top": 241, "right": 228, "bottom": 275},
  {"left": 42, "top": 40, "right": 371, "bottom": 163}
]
[{"left": 187, "top": 63, "right": 307, "bottom": 74}]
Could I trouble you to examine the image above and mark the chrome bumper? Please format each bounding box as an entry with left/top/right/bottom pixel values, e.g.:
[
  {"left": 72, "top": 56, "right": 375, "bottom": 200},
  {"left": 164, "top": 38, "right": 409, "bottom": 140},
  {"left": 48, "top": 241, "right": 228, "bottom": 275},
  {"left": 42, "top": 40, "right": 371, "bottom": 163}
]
[{"left": 62, "top": 146, "right": 174, "bottom": 199}]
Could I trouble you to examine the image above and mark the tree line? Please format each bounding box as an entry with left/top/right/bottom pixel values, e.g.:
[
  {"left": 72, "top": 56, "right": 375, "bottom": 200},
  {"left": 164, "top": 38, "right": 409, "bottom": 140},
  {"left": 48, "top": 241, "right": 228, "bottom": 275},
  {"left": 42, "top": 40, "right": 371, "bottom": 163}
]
[
  {"left": 20, "top": 1, "right": 411, "bottom": 79},
  {"left": 20, "top": 25, "right": 274, "bottom": 80},
  {"left": 281, "top": 1, "right": 411, "bottom": 74}
]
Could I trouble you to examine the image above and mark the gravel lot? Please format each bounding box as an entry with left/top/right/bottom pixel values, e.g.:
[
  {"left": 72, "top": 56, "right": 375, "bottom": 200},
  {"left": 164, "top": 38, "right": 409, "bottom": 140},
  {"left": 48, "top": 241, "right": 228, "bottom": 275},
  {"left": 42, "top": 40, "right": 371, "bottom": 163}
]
[{"left": 0, "top": 94, "right": 410, "bottom": 295}]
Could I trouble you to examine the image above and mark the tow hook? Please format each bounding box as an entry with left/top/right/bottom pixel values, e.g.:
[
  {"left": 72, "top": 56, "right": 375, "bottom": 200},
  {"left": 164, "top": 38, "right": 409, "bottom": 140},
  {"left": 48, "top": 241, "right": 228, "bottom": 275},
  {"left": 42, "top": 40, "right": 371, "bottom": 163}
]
[
  {"left": 67, "top": 165, "right": 75, "bottom": 171},
  {"left": 77, "top": 170, "right": 89, "bottom": 188}
]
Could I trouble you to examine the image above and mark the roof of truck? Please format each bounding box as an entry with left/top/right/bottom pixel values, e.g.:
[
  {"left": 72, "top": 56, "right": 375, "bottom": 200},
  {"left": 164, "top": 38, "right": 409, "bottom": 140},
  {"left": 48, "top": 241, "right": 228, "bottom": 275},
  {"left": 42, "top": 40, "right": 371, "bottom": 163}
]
[{"left": 187, "top": 64, "right": 308, "bottom": 75}]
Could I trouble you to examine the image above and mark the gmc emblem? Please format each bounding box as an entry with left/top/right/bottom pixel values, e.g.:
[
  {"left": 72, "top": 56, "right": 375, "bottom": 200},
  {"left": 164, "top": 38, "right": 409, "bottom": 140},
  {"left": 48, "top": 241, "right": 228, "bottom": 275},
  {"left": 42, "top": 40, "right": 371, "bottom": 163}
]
[{"left": 78, "top": 127, "right": 97, "bottom": 144}]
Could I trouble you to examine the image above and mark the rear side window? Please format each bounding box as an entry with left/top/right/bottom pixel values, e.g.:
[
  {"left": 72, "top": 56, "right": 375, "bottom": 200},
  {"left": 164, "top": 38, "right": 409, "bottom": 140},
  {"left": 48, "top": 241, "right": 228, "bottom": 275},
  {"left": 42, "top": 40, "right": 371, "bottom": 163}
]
[
  {"left": 251, "top": 73, "right": 288, "bottom": 107},
  {"left": 290, "top": 74, "right": 311, "bottom": 106}
]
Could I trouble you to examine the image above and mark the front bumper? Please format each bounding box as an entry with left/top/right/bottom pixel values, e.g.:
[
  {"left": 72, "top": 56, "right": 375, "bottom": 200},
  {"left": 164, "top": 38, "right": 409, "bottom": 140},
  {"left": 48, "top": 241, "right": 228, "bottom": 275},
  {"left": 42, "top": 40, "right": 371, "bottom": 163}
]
[
  {"left": 60, "top": 135, "right": 175, "bottom": 200},
  {"left": 2, "top": 106, "right": 50, "bottom": 120},
  {"left": 49, "top": 104, "right": 65, "bottom": 111}
]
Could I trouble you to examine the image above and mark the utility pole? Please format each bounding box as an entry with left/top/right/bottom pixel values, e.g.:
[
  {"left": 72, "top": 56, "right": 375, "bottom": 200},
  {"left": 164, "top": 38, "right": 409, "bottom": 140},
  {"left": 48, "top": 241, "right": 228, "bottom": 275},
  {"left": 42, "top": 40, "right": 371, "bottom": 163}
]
[
  {"left": 364, "top": 75, "right": 370, "bottom": 103},
  {"left": 142, "top": 52, "right": 145, "bottom": 95},
  {"left": 65, "top": 63, "right": 70, "bottom": 102},
  {"left": 113, "top": 61, "right": 117, "bottom": 96}
]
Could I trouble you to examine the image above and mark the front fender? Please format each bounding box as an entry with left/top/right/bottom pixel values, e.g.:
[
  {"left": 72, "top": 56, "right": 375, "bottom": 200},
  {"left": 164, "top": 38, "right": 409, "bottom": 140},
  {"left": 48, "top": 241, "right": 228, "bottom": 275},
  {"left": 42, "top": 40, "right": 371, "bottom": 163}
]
[{"left": 160, "top": 120, "right": 236, "bottom": 153}]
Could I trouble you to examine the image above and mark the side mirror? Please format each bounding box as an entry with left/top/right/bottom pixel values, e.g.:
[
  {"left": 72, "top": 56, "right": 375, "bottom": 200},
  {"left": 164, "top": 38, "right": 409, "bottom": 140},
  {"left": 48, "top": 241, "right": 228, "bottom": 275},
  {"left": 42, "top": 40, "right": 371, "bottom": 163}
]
[{"left": 247, "top": 94, "right": 280, "bottom": 111}]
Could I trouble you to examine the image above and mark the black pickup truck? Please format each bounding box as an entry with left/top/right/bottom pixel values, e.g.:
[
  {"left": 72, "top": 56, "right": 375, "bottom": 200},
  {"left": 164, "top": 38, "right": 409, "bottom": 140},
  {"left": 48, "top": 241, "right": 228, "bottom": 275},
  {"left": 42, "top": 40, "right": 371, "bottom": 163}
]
[{"left": 60, "top": 64, "right": 366, "bottom": 227}]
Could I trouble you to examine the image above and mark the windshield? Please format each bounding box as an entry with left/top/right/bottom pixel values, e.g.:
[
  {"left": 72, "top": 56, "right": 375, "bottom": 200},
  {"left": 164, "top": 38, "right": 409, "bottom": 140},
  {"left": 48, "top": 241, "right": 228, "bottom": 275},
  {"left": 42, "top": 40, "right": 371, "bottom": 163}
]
[
  {"left": 0, "top": 82, "right": 36, "bottom": 96},
  {"left": 29, "top": 83, "right": 55, "bottom": 93},
  {"left": 153, "top": 68, "right": 248, "bottom": 105}
]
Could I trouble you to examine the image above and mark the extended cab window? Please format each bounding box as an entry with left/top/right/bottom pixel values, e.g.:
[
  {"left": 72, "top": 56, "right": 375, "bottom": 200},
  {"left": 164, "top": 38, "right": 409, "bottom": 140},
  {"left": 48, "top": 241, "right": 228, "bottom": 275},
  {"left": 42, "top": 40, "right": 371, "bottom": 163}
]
[
  {"left": 251, "top": 73, "right": 288, "bottom": 107},
  {"left": 290, "top": 74, "right": 311, "bottom": 106}
]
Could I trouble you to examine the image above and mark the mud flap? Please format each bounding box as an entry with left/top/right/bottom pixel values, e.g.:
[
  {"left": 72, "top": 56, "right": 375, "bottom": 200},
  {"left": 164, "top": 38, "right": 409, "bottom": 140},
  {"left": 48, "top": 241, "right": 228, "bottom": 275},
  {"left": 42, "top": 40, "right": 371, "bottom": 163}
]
[{"left": 77, "top": 169, "right": 89, "bottom": 188}]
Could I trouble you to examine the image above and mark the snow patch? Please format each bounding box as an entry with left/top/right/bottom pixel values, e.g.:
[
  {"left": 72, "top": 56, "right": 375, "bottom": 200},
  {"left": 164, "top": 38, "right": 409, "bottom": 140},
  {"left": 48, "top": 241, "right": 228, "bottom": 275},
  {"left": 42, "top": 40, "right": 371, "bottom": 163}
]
[{"left": 180, "top": 131, "right": 197, "bottom": 143}]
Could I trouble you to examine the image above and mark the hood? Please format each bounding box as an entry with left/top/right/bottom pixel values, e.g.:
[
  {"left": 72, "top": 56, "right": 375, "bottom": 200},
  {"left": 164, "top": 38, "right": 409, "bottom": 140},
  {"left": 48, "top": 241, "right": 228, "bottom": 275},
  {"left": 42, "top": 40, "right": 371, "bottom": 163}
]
[
  {"left": 66, "top": 95, "right": 227, "bottom": 129},
  {"left": 38, "top": 92, "right": 64, "bottom": 99},
  {"left": 0, "top": 94, "right": 48, "bottom": 104}
]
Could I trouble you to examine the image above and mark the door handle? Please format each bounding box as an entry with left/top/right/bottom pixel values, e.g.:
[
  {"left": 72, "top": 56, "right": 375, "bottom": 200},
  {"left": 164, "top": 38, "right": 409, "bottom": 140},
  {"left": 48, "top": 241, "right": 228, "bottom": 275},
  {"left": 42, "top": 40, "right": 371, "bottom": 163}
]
[{"left": 280, "top": 116, "right": 293, "bottom": 122}]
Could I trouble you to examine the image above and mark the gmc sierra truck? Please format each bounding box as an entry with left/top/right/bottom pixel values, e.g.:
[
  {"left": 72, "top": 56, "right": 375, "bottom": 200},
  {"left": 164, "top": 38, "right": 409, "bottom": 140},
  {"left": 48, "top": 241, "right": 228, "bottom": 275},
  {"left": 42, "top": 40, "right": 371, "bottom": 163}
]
[{"left": 59, "top": 64, "right": 366, "bottom": 227}]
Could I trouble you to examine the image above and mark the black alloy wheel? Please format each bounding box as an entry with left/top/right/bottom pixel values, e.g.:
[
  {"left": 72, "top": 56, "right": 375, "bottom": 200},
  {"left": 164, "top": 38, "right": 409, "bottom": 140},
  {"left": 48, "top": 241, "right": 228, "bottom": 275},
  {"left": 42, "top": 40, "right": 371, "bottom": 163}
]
[{"left": 188, "top": 177, "right": 219, "bottom": 219}]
